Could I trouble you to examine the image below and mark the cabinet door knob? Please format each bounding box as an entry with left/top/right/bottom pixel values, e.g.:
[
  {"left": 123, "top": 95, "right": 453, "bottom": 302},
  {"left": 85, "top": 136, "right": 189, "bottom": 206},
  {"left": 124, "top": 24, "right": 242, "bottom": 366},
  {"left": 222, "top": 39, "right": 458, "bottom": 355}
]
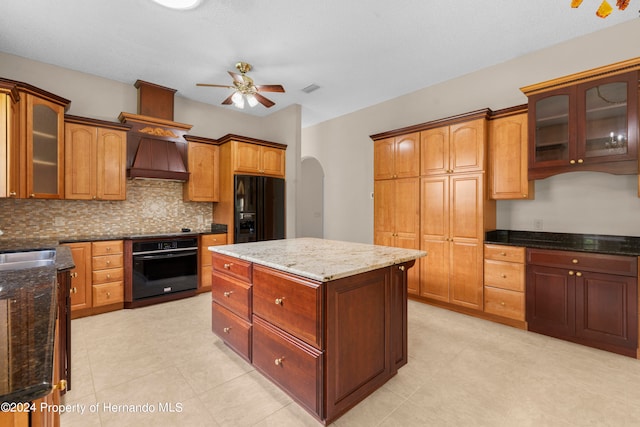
[
  {"left": 106, "top": 274, "right": 111, "bottom": 279},
  {"left": 53, "top": 379, "right": 67, "bottom": 391},
  {"left": 223, "top": 291, "right": 233, "bottom": 297},
  {"left": 572, "top": 259, "right": 579, "bottom": 264},
  {"left": 223, "top": 327, "right": 231, "bottom": 333},
  {"left": 570, "top": 160, "right": 576, "bottom": 165},
  {"left": 499, "top": 252, "right": 506, "bottom": 256},
  {"left": 29, "top": 193, "right": 35, "bottom": 198},
  {"left": 274, "top": 357, "right": 284, "bottom": 366},
  {"left": 275, "top": 298, "right": 284, "bottom": 306},
  {"left": 501, "top": 273, "right": 507, "bottom": 278},
  {"left": 106, "top": 292, "right": 111, "bottom": 297},
  {"left": 8, "top": 191, "right": 16, "bottom": 197},
  {"left": 500, "top": 301, "right": 505, "bottom": 306},
  {"left": 71, "top": 287, "right": 77, "bottom": 294},
  {"left": 223, "top": 263, "right": 233, "bottom": 269},
  {"left": 398, "top": 265, "right": 405, "bottom": 271},
  {"left": 576, "top": 271, "right": 583, "bottom": 277},
  {"left": 577, "top": 159, "right": 584, "bottom": 164},
  {"left": 568, "top": 270, "right": 575, "bottom": 276}
]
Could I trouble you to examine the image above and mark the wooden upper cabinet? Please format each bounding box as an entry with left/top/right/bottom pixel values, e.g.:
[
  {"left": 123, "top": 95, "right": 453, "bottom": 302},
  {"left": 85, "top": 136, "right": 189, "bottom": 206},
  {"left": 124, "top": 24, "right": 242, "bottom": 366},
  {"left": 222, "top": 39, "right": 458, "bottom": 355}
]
[
  {"left": 420, "top": 119, "right": 486, "bottom": 176},
  {"left": 233, "top": 140, "right": 285, "bottom": 177},
  {"left": 184, "top": 140, "right": 219, "bottom": 202},
  {"left": 0, "top": 87, "right": 20, "bottom": 199},
  {"left": 489, "top": 110, "right": 534, "bottom": 200},
  {"left": 25, "top": 93, "right": 66, "bottom": 199},
  {"left": 373, "top": 133, "right": 420, "bottom": 180},
  {"left": 65, "top": 118, "right": 127, "bottom": 200},
  {"left": 522, "top": 63, "right": 639, "bottom": 179}
]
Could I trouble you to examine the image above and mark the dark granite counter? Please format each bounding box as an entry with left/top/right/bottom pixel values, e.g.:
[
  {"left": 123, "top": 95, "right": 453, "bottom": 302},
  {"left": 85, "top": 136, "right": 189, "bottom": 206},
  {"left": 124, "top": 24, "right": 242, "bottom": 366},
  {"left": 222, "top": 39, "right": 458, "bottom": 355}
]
[
  {"left": 0, "top": 265, "right": 57, "bottom": 403},
  {"left": 485, "top": 230, "right": 640, "bottom": 257}
]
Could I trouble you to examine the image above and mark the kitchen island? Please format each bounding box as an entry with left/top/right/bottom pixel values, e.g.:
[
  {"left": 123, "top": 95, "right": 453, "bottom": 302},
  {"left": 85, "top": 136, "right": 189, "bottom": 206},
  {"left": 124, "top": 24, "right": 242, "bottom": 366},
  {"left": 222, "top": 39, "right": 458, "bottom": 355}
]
[{"left": 209, "top": 238, "right": 425, "bottom": 425}]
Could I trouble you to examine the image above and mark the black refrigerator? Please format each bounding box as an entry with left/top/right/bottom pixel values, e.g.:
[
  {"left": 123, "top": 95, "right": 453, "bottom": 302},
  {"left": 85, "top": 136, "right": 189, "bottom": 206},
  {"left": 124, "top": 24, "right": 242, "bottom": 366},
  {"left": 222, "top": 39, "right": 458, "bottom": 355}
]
[{"left": 234, "top": 175, "right": 285, "bottom": 243}]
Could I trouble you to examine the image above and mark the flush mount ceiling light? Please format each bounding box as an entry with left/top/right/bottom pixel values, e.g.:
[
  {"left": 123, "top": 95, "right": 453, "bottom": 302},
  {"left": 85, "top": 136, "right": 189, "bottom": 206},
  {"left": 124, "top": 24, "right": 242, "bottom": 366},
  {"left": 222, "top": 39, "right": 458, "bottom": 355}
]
[
  {"left": 151, "top": 0, "right": 203, "bottom": 10},
  {"left": 571, "top": 0, "right": 630, "bottom": 18}
]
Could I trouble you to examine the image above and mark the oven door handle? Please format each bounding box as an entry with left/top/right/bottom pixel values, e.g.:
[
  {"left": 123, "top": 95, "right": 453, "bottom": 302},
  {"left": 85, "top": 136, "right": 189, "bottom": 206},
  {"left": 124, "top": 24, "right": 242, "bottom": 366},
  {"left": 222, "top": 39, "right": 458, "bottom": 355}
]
[{"left": 134, "top": 250, "right": 197, "bottom": 261}]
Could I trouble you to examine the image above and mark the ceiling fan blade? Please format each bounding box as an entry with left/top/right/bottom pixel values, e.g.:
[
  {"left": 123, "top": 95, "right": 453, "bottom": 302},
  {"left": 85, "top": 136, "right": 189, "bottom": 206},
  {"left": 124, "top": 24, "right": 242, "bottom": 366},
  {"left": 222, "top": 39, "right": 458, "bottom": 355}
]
[
  {"left": 255, "top": 84, "right": 285, "bottom": 93},
  {"left": 228, "top": 71, "right": 244, "bottom": 83},
  {"left": 196, "top": 83, "right": 235, "bottom": 89},
  {"left": 253, "top": 92, "right": 275, "bottom": 108},
  {"left": 221, "top": 94, "right": 234, "bottom": 105}
]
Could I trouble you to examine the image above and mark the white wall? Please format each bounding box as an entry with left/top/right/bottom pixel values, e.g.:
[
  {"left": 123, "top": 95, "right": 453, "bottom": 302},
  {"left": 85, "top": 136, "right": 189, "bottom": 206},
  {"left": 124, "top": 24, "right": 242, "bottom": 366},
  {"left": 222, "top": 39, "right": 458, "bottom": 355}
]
[
  {"left": 302, "top": 20, "right": 640, "bottom": 243},
  {"left": 0, "top": 52, "right": 301, "bottom": 238}
]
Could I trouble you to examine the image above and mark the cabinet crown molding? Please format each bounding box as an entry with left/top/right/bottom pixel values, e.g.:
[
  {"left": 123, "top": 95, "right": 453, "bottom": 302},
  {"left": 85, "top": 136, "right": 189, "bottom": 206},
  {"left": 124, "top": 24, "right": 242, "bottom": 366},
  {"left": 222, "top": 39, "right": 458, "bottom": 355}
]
[{"left": 520, "top": 56, "right": 640, "bottom": 97}]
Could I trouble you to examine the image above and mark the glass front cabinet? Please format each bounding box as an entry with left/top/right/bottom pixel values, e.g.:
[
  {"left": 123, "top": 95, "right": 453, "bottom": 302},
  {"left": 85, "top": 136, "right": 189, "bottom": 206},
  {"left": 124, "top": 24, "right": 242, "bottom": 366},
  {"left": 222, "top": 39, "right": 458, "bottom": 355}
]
[{"left": 528, "top": 71, "right": 638, "bottom": 179}]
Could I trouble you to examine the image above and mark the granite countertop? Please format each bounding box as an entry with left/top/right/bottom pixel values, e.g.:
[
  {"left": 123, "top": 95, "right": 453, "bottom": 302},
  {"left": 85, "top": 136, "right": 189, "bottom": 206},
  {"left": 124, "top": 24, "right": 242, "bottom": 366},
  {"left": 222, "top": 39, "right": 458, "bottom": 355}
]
[
  {"left": 485, "top": 230, "right": 640, "bottom": 257},
  {"left": 209, "top": 237, "right": 427, "bottom": 282},
  {"left": 0, "top": 265, "right": 57, "bottom": 403}
]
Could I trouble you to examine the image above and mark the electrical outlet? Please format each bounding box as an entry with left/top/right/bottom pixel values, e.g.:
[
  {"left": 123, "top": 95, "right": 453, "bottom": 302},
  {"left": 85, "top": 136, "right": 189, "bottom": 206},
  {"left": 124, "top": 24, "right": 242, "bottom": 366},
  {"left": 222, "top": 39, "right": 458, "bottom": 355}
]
[{"left": 533, "top": 219, "right": 543, "bottom": 230}]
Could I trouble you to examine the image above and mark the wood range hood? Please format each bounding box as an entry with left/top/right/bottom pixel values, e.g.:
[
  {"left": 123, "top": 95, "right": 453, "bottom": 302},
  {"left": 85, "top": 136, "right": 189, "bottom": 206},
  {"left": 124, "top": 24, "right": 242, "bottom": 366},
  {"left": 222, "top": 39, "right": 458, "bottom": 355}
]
[{"left": 119, "top": 80, "right": 192, "bottom": 181}]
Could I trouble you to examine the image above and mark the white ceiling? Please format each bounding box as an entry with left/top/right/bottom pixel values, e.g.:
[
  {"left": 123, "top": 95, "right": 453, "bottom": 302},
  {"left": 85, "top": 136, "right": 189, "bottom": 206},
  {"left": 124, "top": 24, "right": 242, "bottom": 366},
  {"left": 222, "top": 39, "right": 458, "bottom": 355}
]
[{"left": 0, "top": 0, "right": 637, "bottom": 127}]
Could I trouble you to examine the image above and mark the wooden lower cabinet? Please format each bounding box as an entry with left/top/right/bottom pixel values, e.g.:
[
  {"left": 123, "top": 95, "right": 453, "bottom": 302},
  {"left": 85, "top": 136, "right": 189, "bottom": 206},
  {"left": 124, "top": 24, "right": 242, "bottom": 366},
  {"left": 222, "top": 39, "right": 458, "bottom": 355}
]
[
  {"left": 483, "top": 244, "right": 526, "bottom": 323},
  {"left": 526, "top": 248, "right": 638, "bottom": 357},
  {"left": 211, "top": 253, "right": 413, "bottom": 424},
  {"left": 198, "top": 233, "right": 227, "bottom": 292}
]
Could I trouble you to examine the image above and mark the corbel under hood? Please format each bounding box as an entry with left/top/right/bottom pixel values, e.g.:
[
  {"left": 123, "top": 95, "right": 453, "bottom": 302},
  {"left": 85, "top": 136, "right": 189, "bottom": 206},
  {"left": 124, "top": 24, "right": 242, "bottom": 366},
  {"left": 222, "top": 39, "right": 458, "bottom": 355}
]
[{"left": 119, "top": 80, "right": 192, "bottom": 181}]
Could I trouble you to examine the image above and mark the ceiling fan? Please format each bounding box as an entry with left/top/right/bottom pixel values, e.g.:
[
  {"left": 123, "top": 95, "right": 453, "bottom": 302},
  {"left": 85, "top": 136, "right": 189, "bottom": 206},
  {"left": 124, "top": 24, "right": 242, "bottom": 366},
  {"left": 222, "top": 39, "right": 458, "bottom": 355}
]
[{"left": 196, "top": 62, "right": 285, "bottom": 109}]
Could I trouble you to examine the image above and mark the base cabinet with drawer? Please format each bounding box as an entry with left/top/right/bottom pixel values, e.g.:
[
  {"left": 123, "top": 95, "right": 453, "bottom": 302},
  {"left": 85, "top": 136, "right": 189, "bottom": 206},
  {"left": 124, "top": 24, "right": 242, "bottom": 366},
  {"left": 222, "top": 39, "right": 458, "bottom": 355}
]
[
  {"left": 526, "top": 248, "right": 638, "bottom": 357},
  {"left": 483, "top": 244, "right": 526, "bottom": 323},
  {"left": 211, "top": 252, "right": 413, "bottom": 424},
  {"left": 63, "top": 240, "right": 124, "bottom": 318}
]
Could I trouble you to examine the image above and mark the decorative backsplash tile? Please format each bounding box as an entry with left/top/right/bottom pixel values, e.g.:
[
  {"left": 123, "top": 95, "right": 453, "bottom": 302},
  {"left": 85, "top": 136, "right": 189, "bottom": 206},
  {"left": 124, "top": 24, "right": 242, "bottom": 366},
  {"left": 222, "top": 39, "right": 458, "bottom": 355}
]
[{"left": 0, "top": 180, "right": 214, "bottom": 239}]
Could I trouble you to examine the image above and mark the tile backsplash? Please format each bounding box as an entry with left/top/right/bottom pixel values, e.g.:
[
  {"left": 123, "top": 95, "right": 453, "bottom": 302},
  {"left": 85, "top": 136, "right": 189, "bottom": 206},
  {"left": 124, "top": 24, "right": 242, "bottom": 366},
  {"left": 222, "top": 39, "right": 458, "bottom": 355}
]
[{"left": 0, "top": 180, "right": 214, "bottom": 239}]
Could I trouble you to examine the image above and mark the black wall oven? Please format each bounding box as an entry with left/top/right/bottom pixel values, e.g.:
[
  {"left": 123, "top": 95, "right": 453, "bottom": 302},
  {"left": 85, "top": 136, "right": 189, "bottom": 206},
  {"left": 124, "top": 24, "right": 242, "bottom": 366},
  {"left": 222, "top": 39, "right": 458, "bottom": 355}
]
[{"left": 127, "top": 236, "right": 198, "bottom": 307}]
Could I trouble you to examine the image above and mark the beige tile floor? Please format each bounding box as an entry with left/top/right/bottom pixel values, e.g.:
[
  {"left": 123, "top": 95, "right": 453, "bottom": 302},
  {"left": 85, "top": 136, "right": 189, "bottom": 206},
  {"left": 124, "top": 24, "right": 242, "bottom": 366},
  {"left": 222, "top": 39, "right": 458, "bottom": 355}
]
[{"left": 61, "top": 293, "right": 640, "bottom": 426}]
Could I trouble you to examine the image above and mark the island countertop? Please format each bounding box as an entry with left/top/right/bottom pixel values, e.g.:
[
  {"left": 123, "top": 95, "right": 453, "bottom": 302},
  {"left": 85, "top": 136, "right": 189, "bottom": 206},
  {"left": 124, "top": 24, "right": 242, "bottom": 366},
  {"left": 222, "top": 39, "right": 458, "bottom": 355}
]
[{"left": 209, "top": 237, "right": 426, "bottom": 282}]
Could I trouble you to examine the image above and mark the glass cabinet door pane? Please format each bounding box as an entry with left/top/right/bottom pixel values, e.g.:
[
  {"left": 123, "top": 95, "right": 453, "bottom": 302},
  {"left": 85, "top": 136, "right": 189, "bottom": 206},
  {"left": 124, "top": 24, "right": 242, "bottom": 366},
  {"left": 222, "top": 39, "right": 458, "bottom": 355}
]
[
  {"left": 535, "top": 95, "right": 570, "bottom": 163},
  {"left": 32, "top": 104, "right": 59, "bottom": 194},
  {"left": 584, "top": 81, "right": 628, "bottom": 158}
]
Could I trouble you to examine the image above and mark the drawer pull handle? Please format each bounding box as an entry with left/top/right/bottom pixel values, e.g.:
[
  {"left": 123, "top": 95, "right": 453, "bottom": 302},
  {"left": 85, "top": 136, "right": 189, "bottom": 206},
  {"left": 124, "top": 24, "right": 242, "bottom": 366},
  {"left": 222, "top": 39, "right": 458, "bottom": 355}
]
[
  {"left": 500, "top": 301, "right": 505, "bottom": 306},
  {"left": 223, "top": 291, "right": 233, "bottom": 297},
  {"left": 499, "top": 252, "right": 506, "bottom": 256},
  {"left": 576, "top": 271, "right": 582, "bottom": 277},
  {"left": 71, "top": 287, "right": 77, "bottom": 294},
  {"left": 398, "top": 265, "right": 405, "bottom": 271},
  {"left": 106, "top": 247, "right": 111, "bottom": 252},
  {"left": 106, "top": 292, "right": 111, "bottom": 298},
  {"left": 223, "top": 327, "right": 231, "bottom": 333},
  {"left": 275, "top": 298, "right": 284, "bottom": 306},
  {"left": 224, "top": 263, "right": 233, "bottom": 269},
  {"left": 106, "top": 260, "right": 111, "bottom": 265},
  {"left": 53, "top": 379, "right": 67, "bottom": 391},
  {"left": 568, "top": 270, "right": 575, "bottom": 276},
  {"left": 107, "top": 274, "right": 111, "bottom": 279},
  {"left": 274, "top": 357, "right": 284, "bottom": 366},
  {"left": 572, "top": 259, "right": 579, "bottom": 264}
]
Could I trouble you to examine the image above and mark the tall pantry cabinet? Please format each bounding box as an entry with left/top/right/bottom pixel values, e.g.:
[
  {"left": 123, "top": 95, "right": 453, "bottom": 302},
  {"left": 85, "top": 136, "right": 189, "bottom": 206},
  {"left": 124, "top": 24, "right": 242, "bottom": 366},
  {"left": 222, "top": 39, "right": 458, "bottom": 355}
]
[
  {"left": 373, "top": 133, "right": 420, "bottom": 294},
  {"left": 372, "top": 110, "right": 496, "bottom": 311}
]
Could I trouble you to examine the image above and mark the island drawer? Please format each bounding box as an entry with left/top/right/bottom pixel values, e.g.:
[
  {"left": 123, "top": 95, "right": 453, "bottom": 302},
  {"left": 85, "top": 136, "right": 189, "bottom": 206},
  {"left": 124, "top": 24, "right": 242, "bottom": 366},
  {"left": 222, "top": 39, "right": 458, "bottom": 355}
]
[
  {"left": 211, "top": 271, "right": 252, "bottom": 320},
  {"left": 253, "top": 265, "right": 323, "bottom": 350},
  {"left": 212, "top": 302, "right": 251, "bottom": 362},
  {"left": 92, "top": 254, "right": 123, "bottom": 271},
  {"left": 484, "top": 244, "right": 525, "bottom": 263},
  {"left": 92, "top": 267, "right": 124, "bottom": 285},
  {"left": 527, "top": 249, "right": 638, "bottom": 276},
  {"left": 484, "top": 286, "right": 524, "bottom": 321},
  {"left": 483, "top": 259, "right": 524, "bottom": 291},
  {"left": 212, "top": 253, "right": 252, "bottom": 283},
  {"left": 92, "top": 240, "right": 123, "bottom": 256},
  {"left": 93, "top": 282, "right": 124, "bottom": 307},
  {"left": 252, "top": 316, "right": 322, "bottom": 417}
]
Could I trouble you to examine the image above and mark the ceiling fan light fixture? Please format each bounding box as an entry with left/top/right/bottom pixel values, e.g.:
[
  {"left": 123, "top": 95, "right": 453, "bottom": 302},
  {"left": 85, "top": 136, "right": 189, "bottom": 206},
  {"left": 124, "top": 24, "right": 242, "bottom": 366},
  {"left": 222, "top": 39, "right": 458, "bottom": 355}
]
[
  {"left": 231, "top": 91, "right": 245, "bottom": 109},
  {"left": 151, "top": 0, "right": 203, "bottom": 10},
  {"left": 246, "top": 94, "right": 259, "bottom": 108}
]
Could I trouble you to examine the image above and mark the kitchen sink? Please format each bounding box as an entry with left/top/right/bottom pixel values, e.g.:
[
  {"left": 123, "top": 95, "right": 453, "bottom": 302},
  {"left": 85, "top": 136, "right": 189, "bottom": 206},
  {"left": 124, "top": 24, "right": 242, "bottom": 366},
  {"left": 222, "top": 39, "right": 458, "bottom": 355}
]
[{"left": 0, "top": 250, "right": 56, "bottom": 271}]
